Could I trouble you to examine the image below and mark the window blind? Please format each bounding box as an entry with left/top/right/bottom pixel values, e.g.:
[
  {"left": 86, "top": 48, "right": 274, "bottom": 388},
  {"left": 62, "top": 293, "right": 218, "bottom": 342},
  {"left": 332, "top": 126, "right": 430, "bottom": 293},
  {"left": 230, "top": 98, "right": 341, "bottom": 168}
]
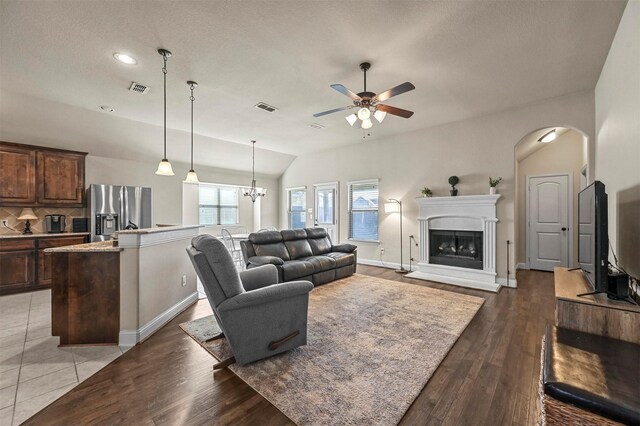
[
  {"left": 288, "top": 188, "right": 306, "bottom": 229},
  {"left": 348, "top": 180, "right": 379, "bottom": 241},
  {"left": 199, "top": 184, "right": 239, "bottom": 226}
]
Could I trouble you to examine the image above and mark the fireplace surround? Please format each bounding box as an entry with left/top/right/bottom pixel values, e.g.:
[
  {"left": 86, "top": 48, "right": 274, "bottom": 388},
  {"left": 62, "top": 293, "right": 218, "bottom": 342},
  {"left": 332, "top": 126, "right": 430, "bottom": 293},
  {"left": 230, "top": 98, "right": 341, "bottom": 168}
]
[{"left": 407, "top": 194, "right": 501, "bottom": 292}]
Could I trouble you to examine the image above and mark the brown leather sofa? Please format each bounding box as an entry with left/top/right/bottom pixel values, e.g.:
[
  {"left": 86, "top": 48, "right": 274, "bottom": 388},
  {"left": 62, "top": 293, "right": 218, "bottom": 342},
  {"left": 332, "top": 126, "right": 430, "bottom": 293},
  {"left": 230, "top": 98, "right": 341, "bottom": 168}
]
[{"left": 240, "top": 228, "right": 357, "bottom": 286}]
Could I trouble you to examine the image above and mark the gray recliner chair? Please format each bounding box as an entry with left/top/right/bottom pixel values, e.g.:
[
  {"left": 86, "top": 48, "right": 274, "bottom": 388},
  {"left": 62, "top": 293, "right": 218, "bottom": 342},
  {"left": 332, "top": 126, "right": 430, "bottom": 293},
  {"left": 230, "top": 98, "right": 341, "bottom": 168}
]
[{"left": 186, "top": 234, "right": 314, "bottom": 367}]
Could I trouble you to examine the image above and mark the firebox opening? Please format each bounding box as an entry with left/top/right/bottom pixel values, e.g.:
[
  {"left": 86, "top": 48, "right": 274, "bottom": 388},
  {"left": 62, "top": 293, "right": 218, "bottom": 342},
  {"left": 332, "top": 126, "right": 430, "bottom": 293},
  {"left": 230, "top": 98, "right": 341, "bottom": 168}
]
[{"left": 429, "top": 230, "right": 483, "bottom": 270}]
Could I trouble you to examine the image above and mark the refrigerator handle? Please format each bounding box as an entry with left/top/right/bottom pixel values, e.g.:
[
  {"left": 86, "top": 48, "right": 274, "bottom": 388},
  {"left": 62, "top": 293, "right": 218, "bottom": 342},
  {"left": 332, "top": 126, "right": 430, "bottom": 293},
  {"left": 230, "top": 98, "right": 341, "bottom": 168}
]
[{"left": 120, "top": 186, "right": 126, "bottom": 231}]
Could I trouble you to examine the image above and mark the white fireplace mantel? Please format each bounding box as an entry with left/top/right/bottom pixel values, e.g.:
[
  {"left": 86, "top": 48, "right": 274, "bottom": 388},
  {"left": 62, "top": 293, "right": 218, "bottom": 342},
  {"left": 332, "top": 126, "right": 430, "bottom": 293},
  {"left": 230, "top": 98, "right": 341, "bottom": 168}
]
[{"left": 407, "top": 194, "right": 501, "bottom": 292}]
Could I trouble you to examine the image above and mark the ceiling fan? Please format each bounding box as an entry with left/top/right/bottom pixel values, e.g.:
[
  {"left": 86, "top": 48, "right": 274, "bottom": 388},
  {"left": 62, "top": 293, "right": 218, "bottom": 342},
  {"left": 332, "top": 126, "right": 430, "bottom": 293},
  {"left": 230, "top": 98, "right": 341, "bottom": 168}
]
[{"left": 313, "top": 62, "right": 415, "bottom": 129}]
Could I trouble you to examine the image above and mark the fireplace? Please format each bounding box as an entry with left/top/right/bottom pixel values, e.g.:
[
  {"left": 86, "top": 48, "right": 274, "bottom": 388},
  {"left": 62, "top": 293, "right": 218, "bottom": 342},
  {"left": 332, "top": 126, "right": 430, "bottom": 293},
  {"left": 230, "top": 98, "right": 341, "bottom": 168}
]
[
  {"left": 429, "top": 230, "right": 483, "bottom": 270},
  {"left": 407, "top": 194, "right": 502, "bottom": 292}
]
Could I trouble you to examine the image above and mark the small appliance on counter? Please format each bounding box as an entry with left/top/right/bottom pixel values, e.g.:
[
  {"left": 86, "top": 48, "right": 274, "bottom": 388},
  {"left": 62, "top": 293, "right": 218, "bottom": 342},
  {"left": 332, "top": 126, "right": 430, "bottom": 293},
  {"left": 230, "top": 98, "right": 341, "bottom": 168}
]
[
  {"left": 72, "top": 218, "right": 88, "bottom": 233},
  {"left": 44, "top": 214, "right": 66, "bottom": 233}
]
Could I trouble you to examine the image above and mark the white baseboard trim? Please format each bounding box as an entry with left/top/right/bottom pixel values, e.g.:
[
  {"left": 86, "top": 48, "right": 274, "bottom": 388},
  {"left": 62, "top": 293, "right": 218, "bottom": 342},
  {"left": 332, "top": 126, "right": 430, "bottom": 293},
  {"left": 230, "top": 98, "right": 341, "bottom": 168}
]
[
  {"left": 119, "top": 291, "right": 198, "bottom": 350},
  {"left": 358, "top": 258, "right": 412, "bottom": 271},
  {"left": 516, "top": 263, "right": 529, "bottom": 270},
  {"left": 406, "top": 270, "right": 501, "bottom": 293},
  {"left": 497, "top": 277, "right": 518, "bottom": 288}
]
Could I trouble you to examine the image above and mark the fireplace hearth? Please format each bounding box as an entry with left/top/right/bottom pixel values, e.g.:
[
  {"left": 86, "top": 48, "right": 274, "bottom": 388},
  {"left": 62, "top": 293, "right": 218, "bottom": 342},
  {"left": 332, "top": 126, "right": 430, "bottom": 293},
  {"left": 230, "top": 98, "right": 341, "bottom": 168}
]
[
  {"left": 407, "top": 194, "right": 503, "bottom": 292},
  {"left": 429, "top": 230, "right": 483, "bottom": 270}
]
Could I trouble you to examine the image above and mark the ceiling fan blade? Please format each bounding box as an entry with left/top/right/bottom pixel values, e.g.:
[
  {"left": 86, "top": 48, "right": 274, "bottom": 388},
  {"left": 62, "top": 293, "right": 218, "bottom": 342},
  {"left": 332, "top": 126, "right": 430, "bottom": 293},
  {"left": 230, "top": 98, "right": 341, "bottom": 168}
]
[
  {"left": 376, "top": 104, "right": 414, "bottom": 119},
  {"left": 372, "top": 82, "right": 415, "bottom": 103},
  {"left": 330, "top": 84, "right": 362, "bottom": 101},
  {"left": 313, "top": 105, "right": 351, "bottom": 117}
]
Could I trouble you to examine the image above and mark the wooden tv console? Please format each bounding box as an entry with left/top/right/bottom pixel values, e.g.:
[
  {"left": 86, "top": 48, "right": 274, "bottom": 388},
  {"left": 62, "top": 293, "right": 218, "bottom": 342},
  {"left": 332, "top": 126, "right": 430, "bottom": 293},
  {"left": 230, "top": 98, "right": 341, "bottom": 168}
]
[{"left": 554, "top": 267, "right": 640, "bottom": 344}]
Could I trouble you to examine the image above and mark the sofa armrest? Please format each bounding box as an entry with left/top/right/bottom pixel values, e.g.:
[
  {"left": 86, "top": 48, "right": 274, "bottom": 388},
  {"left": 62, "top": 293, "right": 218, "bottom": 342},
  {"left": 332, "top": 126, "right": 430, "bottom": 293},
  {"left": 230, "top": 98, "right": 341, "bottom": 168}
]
[
  {"left": 248, "top": 255, "right": 284, "bottom": 266},
  {"left": 218, "top": 280, "right": 314, "bottom": 312},
  {"left": 331, "top": 243, "right": 357, "bottom": 253},
  {"left": 239, "top": 264, "right": 279, "bottom": 291}
]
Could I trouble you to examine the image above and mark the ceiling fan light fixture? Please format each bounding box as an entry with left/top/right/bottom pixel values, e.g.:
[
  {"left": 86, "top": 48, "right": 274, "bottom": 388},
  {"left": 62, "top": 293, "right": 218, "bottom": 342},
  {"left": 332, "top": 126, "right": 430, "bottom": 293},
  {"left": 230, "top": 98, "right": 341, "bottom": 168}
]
[
  {"left": 345, "top": 114, "right": 358, "bottom": 126},
  {"left": 374, "top": 110, "right": 387, "bottom": 123},
  {"left": 357, "top": 107, "right": 371, "bottom": 121},
  {"left": 361, "top": 118, "right": 373, "bottom": 129}
]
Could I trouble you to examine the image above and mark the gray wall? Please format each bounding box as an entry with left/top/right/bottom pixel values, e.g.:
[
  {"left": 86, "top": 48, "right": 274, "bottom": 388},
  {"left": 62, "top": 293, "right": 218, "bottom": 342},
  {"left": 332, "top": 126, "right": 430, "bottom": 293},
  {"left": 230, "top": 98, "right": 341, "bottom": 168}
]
[{"left": 595, "top": 1, "right": 640, "bottom": 281}]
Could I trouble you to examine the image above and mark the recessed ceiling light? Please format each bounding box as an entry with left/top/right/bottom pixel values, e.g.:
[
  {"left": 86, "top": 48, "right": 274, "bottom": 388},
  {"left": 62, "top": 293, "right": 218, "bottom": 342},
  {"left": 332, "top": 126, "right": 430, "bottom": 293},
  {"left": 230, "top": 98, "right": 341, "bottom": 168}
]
[
  {"left": 113, "top": 53, "right": 137, "bottom": 65},
  {"left": 539, "top": 129, "right": 557, "bottom": 143},
  {"left": 99, "top": 106, "right": 114, "bottom": 112}
]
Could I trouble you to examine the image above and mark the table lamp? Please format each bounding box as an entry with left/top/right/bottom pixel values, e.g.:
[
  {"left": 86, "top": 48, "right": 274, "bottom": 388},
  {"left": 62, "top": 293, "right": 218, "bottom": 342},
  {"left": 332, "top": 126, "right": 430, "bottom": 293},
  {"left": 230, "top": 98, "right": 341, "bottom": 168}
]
[{"left": 18, "top": 208, "right": 37, "bottom": 234}]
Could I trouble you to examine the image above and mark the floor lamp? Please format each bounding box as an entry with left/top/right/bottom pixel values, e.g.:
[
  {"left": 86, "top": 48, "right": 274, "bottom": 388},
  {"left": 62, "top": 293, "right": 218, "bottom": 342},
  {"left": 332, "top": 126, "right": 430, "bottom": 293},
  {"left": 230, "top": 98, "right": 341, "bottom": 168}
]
[{"left": 384, "top": 198, "right": 408, "bottom": 274}]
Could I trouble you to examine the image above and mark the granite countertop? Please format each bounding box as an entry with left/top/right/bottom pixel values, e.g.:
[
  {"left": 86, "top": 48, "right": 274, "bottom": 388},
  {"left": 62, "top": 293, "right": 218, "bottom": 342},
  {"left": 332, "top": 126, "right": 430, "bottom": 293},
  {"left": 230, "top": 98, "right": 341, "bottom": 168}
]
[
  {"left": 44, "top": 240, "right": 122, "bottom": 253},
  {"left": 116, "top": 225, "right": 202, "bottom": 235},
  {"left": 0, "top": 232, "right": 91, "bottom": 240}
]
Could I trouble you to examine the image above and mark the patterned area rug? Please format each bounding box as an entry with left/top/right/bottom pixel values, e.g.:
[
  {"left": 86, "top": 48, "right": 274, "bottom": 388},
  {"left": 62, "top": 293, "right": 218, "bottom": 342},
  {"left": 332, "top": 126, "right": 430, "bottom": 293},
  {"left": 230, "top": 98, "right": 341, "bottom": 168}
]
[{"left": 180, "top": 274, "right": 484, "bottom": 425}]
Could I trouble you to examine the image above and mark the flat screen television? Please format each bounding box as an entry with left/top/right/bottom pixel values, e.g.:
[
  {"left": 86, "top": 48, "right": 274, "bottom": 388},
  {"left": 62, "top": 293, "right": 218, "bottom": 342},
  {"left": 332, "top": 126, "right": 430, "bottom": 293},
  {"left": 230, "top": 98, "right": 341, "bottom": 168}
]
[{"left": 578, "top": 181, "right": 608, "bottom": 293}]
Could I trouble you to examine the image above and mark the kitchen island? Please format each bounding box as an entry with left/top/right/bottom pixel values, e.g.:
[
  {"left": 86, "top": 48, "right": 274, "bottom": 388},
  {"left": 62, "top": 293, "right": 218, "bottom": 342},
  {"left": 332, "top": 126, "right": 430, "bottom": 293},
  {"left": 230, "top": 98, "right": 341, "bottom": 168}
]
[{"left": 47, "top": 225, "right": 201, "bottom": 348}]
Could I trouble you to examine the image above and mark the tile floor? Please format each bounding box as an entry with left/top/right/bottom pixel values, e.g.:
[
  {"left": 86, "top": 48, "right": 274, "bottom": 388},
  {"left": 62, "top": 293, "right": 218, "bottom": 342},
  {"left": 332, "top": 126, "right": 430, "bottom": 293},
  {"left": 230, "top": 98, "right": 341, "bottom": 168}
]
[{"left": 0, "top": 290, "right": 122, "bottom": 425}]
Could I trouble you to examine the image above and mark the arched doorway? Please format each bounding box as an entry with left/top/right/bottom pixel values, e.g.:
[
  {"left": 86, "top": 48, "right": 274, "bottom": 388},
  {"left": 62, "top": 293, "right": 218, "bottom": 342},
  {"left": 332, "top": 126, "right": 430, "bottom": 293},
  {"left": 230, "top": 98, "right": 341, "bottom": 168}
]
[{"left": 514, "top": 126, "right": 591, "bottom": 272}]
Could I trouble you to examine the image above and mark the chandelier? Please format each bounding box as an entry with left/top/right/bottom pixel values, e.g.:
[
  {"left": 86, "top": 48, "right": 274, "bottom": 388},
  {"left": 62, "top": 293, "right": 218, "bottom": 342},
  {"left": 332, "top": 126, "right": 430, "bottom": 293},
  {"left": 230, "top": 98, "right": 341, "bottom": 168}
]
[{"left": 243, "top": 140, "right": 267, "bottom": 202}]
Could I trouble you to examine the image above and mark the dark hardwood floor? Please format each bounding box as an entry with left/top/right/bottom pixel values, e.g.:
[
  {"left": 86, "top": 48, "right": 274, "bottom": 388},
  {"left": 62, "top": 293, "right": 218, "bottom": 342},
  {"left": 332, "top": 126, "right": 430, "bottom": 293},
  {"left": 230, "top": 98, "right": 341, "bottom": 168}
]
[{"left": 25, "top": 267, "right": 555, "bottom": 425}]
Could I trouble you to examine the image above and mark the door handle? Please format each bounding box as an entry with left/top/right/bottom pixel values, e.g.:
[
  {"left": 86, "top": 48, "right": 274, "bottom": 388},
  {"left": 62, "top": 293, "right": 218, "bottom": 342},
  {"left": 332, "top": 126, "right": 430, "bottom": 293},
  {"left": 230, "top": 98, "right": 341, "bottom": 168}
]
[{"left": 561, "top": 227, "right": 568, "bottom": 231}]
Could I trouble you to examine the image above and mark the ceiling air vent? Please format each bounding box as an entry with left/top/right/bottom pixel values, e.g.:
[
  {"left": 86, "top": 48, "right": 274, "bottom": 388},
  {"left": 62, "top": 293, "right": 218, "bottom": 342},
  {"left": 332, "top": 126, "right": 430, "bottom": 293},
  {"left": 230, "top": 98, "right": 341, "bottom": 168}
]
[
  {"left": 129, "top": 82, "right": 151, "bottom": 94},
  {"left": 308, "top": 123, "right": 325, "bottom": 130},
  {"left": 254, "top": 102, "right": 278, "bottom": 113}
]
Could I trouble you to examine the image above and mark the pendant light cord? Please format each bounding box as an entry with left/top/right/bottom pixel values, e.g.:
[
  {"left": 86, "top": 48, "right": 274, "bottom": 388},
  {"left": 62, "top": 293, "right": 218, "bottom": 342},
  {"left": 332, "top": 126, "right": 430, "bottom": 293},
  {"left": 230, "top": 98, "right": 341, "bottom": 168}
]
[{"left": 162, "top": 53, "right": 168, "bottom": 160}]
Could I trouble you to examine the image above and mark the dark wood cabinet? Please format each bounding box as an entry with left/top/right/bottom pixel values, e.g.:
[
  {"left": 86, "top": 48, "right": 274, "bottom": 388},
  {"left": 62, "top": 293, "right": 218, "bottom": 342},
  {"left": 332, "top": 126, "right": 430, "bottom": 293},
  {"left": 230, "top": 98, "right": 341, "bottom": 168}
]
[
  {"left": 0, "top": 235, "right": 88, "bottom": 295},
  {"left": 37, "top": 236, "right": 87, "bottom": 286},
  {"left": 0, "top": 145, "right": 36, "bottom": 205},
  {"left": 0, "top": 142, "right": 86, "bottom": 207},
  {"left": 0, "top": 249, "right": 35, "bottom": 292},
  {"left": 36, "top": 151, "right": 85, "bottom": 206}
]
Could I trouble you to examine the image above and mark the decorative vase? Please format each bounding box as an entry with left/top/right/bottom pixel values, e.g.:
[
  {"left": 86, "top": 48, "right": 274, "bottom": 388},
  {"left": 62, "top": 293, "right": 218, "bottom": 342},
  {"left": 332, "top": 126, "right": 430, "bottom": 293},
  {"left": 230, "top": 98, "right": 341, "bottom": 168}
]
[
  {"left": 450, "top": 189, "right": 458, "bottom": 196},
  {"left": 489, "top": 187, "right": 497, "bottom": 195}
]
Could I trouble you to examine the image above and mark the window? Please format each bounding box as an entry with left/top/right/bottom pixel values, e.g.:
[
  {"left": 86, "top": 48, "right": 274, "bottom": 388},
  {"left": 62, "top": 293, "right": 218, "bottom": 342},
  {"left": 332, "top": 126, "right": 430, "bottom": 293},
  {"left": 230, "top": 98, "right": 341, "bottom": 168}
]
[
  {"left": 287, "top": 187, "right": 306, "bottom": 229},
  {"left": 199, "top": 184, "right": 239, "bottom": 226},
  {"left": 348, "top": 179, "right": 379, "bottom": 241}
]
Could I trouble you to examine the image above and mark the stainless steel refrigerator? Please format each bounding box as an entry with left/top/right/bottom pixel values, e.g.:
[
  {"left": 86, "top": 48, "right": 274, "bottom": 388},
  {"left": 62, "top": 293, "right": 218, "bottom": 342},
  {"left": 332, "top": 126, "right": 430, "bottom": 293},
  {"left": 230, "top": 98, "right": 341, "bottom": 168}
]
[{"left": 88, "top": 184, "right": 152, "bottom": 241}]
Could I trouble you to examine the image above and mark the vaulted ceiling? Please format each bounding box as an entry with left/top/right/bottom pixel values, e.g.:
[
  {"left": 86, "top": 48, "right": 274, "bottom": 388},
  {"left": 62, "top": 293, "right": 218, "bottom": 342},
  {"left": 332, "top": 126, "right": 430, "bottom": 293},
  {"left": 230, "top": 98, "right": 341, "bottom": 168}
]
[{"left": 0, "top": 0, "right": 627, "bottom": 174}]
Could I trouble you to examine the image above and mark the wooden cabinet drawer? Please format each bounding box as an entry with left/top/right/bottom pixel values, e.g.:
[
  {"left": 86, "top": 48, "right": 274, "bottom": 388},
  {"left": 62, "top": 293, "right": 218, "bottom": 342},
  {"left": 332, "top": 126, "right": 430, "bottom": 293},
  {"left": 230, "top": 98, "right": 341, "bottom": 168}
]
[
  {"left": 0, "top": 250, "right": 35, "bottom": 291},
  {"left": 38, "top": 236, "right": 87, "bottom": 249},
  {"left": 0, "top": 239, "right": 36, "bottom": 251}
]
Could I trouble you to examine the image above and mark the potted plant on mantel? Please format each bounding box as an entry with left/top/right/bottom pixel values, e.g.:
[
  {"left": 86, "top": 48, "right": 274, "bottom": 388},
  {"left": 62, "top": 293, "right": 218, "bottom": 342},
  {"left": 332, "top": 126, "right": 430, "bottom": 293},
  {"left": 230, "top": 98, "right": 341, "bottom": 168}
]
[
  {"left": 421, "top": 187, "right": 433, "bottom": 197},
  {"left": 448, "top": 176, "right": 460, "bottom": 196},
  {"left": 489, "top": 177, "right": 502, "bottom": 195}
]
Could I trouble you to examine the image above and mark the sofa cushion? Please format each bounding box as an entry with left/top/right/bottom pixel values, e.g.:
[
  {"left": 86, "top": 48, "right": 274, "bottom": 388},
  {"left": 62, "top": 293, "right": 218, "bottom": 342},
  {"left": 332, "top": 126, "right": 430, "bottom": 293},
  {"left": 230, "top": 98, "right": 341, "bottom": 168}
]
[
  {"left": 300, "top": 256, "right": 336, "bottom": 273},
  {"left": 281, "top": 229, "right": 308, "bottom": 241},
  {"left": 248, "top": 231, "right": 282, "bottom": 245},
  {"left": 282, "top": 260, "right": 315, "bottom": 281},
  {"left": 326, "top": 252, "right": 355, "bottom": 268},
  {"left": 254, "top": 242, "right": 290, "bottom": 261},
  {"left": 284, "top": 239, "right": 313, "bottom": 260},
  {"left": 305, "top": 227, "right": 327, "bottom": 238}
]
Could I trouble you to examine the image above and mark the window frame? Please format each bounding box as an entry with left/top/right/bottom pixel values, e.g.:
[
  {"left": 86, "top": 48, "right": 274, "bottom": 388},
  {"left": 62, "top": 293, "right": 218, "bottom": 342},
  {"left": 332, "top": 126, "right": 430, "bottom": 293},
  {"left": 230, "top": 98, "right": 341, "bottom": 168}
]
[
  {"left": 347, "top": 179, "right": 380, "bottom": 243},
  {"left": 287, "top": 186, "right": 307, "bottom": 230},
  {"left": 198, "top": 183, "right": 240, "bottom": 226}
]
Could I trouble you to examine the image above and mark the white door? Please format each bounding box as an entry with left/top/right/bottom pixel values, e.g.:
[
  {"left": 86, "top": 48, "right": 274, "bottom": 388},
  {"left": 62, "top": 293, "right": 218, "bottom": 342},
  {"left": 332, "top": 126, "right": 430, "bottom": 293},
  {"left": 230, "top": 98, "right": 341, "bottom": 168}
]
[
  {"left": 314, "top": 182, "right": 339, "bottom": 242},
  {"left": 527, "top": 174, "right": 570, "bottom": 271}
]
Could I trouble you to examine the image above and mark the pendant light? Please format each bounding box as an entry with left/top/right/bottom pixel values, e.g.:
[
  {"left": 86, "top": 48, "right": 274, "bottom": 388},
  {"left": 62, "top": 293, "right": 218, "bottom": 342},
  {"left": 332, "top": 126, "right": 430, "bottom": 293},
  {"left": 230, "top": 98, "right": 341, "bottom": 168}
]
[
  {"left": 185, "top": 81, "right": 199, "bottom": 183},
  {"left": 243, "top": 140, "right": 267, "bottom": 202},
  {"left": 155, "top": 48, "right": 175, "bottom": 176}
]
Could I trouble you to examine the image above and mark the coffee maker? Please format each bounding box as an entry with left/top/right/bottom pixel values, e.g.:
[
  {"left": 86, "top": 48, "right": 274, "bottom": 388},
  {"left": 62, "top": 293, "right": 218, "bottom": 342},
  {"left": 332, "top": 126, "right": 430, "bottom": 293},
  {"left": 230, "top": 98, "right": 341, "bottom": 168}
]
[{"left": 44, "top": 215, "right": 66, "bottom": 233}]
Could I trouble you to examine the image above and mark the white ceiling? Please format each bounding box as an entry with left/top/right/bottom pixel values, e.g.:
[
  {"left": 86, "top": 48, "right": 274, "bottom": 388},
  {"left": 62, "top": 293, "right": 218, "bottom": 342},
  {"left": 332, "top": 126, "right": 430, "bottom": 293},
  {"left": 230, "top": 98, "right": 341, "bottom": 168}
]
[{"left": 0, "top": 0, "right": 626, "bottom": 163}]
